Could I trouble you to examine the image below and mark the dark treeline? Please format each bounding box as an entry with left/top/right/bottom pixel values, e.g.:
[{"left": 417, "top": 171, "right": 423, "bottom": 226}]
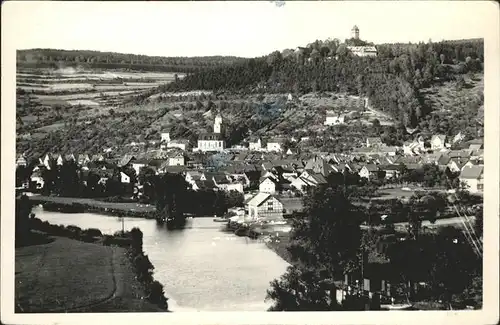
[
  {"left": 162, "top": 39, "right": 483, "bottom": 128},
  {"left": 17, "top": 49, "right": 248, "bottom": 73},
  {"left": 18, "top": 160, "right": 244, "bottom": 224},
  {"left": 265, "top": 172, "right": 483, "bottom": 310}
]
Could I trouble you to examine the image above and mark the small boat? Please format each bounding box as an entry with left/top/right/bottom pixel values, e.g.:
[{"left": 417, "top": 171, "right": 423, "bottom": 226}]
[{"left": 213, "top": 216, "right": 227, "bottom": 222}]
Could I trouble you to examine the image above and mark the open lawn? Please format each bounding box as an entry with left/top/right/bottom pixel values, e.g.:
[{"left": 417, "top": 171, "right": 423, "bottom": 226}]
[{"left": 15, "top": 234, "right": 163, "bottom": 312}]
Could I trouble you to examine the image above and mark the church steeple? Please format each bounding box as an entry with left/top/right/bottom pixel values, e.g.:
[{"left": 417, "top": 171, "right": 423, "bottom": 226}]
[{"left": 214, "top": 111, "right": 223, "bottom": 134}]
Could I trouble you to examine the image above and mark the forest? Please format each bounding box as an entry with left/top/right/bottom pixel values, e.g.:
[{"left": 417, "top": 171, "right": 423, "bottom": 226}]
[
  {"left": 16, "top": 49, "right": 248, "bottom": 73},
  {"left": 162, "top": 38, "right": 483, "bottom": 129}
]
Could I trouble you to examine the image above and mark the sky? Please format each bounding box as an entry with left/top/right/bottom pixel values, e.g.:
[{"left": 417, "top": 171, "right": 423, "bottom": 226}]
[{"left": 3, "top": 1, "right": 496, "bottom": 58}]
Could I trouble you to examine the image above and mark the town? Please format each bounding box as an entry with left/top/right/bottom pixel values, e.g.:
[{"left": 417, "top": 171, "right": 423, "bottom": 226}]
[
  {"left": 17, "top": 105, "right": 484, "bottom": 215},
  {"left": 11, "top": 9, "right": 486, "bottom": 316}
]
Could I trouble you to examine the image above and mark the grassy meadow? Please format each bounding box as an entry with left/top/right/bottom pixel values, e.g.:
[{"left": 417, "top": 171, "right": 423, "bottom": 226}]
[{"left": 15, "top": 234, "right": 164, "bottom": 312}]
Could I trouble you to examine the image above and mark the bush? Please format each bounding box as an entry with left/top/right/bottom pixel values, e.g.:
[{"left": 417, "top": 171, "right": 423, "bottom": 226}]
[
  {"left": 85, "top": 228, "right": 103, "bottom": 237},
  {"left": 148, "top": 280, "right": 169, "bottom": 309},
  {"left": 102, "top": 234, "right": 132, "bottom": 248}
]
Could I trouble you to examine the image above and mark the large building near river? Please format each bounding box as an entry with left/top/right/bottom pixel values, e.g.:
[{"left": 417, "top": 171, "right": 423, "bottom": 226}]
[{"left": 196, "top": 112, "right": 226, "bottom": 152}]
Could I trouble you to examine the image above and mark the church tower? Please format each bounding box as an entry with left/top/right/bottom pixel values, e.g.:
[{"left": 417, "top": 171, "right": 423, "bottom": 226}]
[
  {"left": 214, "top": 112, "right": 223, "bottom": 134},
  {"left": 351, "top": 25, "right": 359, "bottom": 40}
]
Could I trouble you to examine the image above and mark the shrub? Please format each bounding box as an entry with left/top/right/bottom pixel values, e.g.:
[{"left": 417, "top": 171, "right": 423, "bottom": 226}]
[
  {"left": 85, "top": 228, "right": 103, "bottom": 237},
  {"left": 148, "top": 280, "right": 169, "bottom": 309}
]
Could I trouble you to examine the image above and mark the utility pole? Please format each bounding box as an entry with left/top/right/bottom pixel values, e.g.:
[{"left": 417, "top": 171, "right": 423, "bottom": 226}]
[{"left": 120, "top": 214, "right": 125, "bottom": 234}]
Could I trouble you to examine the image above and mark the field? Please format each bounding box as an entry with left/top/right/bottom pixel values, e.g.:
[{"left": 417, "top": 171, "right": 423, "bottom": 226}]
[
  {"left": 17, "top": 68, "right": 181, "bottom": 107},
  {"left": 15, "top": 234, "right": 163, "bottom": 312},
  {"left": 15, "top": 65, "right": 398, "bottom": 158}
]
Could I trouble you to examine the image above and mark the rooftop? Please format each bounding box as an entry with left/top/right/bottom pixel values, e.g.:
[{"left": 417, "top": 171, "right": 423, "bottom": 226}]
[{"left": 459, "top": 166, "right": 484, "bottom": 179}]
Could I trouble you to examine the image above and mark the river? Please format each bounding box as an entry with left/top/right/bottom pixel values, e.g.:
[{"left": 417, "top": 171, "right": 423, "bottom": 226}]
[{"left": 32, "top": 206, "right": 290, "bottom": 312}]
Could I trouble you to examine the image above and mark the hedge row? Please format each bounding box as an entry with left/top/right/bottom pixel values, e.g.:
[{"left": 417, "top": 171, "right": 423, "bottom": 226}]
[
  {"left": 36, "top": 200, "right": 156, "bottom": 219},
  {"left": 126, "top": 228, "right": 169, "bottom": 310}
]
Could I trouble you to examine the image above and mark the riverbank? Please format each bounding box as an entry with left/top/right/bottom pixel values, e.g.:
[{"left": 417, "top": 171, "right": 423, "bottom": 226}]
[
  {"left": 29, "top": 195, "right": 156, "bottom": 219},
  {"left": 16, "top": 218, "right": 169, "bottom": 312}
]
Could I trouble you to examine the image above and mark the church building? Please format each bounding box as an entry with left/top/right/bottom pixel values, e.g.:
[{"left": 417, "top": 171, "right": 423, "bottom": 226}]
[{"left": 196, "top": 112, "right": 226, "bottom": 152}]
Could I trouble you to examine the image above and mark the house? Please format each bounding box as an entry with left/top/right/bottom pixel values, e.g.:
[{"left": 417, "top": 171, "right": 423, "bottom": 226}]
[
  {"left": 16, "top": 155, "right": 27, "bottom": 167},
  {"left": 459, "top": 166, "right": 484, "bottom": 193},
  {"left": 462, "top": 158, "right": 483, "bottom": 170},
  {"left": 196, "top": 133, "right": 225, "bottom": 152},
  {"left": 447, "top": 158, "right": 469, "bottom": 173},
  {"left": 366, "top": 137, "right": 383, "bottom": 148},
  {"left": 468, "top": 144, "right": 482, "bottom": 152},
  {"left": 304, "top": 156, "right": 334, "bottom": 177},
  {"left": 168, "top": 139, "right": 190, "bottom": 151},
  {"left": 91, "top": 154, "right": 105, "bottom": 162},
  {"left": 379, "top": 146, "right": 399, "bottom": 156},
  {"left": 347, "top": 46, "right": 378, "bottom": 57},
  {"left": 118, "top": 155, "right": 136, "bottom": 168},
  {"left": 157, "top": 164, "right": 186, "bottom": 175},
  {"left": 298, "top": 169, "right": 328, "bottom": 186},
  {"left": 77, "top": 154, "right": 91, "bottom": 166},
  {"left": 248, "top": 137, "right": 262, "bottom": 151},
  {"left": 161, "top": 132, "right": 171, "bottom": 143},
  {"left": 91, "top": 169, "right": 115, "bottom": 185},
  {"left": 30, "top": 170, "right": 44, "bottom": 190},
  {"left": 185, "top": 170, "right": 203, "bottom": 185},
  {"left": 217, "top": 182, "right": 244, "bottom": 193},
  {"left": 233, "top": 152, "right": 248, "bottom": 162},
  {"left": 359, "top": 164, "right": 380, "bottom": 179},
  {"left": 167, "top": 151, "right": 185, "bottom": 166},
  {"left": 273, "top": 165, "right": 297, "bottom": 180},
  {"left": 246, "top": 192, "right": 284, "bottom": 221},
  {"left": 244, "top": 170, "right": 262, "bottom": 189},
  {"left": 131, "top": 159, "right": 148, "bottom": 176},
  {"left": 452, "top": 131, "right": 465, "bottom": 144},
  {"left": 431, "top": 134, "right": 447, "bottom": 150},
  {"left": 259, "top": 176, "right": 279, "bottom": 194},
  {"left": 267, "top": 138, "right": 286, "bottom": 153},
  {"left": 120, "top": 172, "right": 131, "bottom": 184},
  {"left": 379, "top": 165, "right": 401, "bottom": 180},
  {"left": 324, "top": 111, "right": 345, "bottom": 126},
  {"left": 64, "top": 154, "right": 76, "bottom": 163},
  {"left": 331, "top": 163, "right": 352, "bottom": 174},
  {"left": 290, "top": 176, "right": 314, "bottom": 193},
  {"left": 191, "top": 179, "right": 217, "bottom": 191}
]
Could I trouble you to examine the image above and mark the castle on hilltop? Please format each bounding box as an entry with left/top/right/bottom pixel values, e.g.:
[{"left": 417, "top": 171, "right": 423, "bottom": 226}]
[
  {"left": 351, "top": 25, "right": 360, "bottom": 40},
  {"left": 347, "top": 25, "right": 377, "bottom": 57}
]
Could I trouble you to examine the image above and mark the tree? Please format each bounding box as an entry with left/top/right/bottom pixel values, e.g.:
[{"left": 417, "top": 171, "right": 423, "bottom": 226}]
[
  {"left": 213, "top": 190, "right": 228, "bottom": 217},
  {"left": 16, "top": 165, "right": 31, "bottom": 188},
  {"left": 474, "top": 205, "right": 483, "bottom": 238},
  {"left": 266, "top": 185, "right": 363, "bottom": 310},
  {"left": 428, "top": 227, "right": 481, "bottom": 306},
  {"left": 151, "top": 173, "right": 190, "bottom": 228},
  {"left": 16, "top": 194, "right": 34, "bottom": 245},
  {"left": 58, "top": 160, "right": 82, "bottom": 197}
]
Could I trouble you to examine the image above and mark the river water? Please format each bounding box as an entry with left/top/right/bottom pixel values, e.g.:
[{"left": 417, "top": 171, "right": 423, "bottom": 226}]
[{"left": 32, "top": 206, "right": 290, "bottom": 312}]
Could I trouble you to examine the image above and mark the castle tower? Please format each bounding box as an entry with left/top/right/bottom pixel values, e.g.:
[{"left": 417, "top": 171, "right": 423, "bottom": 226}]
[
  {"left": 351, "top": 25, "right": 359, "bottom": 40},
  {"left": 214, "top": 112, "right": 223, "bottom": 134}
]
